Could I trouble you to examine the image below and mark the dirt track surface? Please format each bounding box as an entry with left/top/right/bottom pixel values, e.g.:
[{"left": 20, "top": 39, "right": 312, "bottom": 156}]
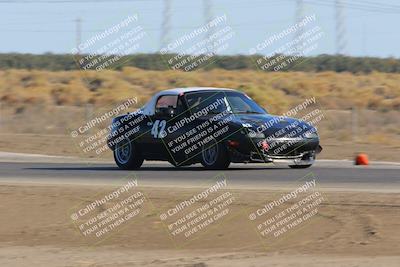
[{"left": 0, "top": 183, "right": 399, "bottom": 267}]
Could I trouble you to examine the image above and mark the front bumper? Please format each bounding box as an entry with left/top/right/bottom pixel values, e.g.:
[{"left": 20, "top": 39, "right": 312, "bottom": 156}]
[
  {"left": 228, "top": 137, "right": 321, "bottom": 164},
  {"left": 249, "top": 150, "right": 317, "bottom": 165}
]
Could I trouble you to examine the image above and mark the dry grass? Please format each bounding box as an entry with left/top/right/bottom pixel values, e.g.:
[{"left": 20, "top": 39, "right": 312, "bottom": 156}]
[{"left": 1, "top": 68, "right": 400, "bottom": 113}]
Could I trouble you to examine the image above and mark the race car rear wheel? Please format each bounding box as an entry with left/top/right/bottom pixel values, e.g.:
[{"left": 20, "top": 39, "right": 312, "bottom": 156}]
[
  {"left": 200, "top": 140, "right": 230, "bottom": 169},
  {"left": 289, "top": 164, "right": 312, "bottom": 169},
  {"left": 114, "top": 138, "right": 144, "bottom": 170}
]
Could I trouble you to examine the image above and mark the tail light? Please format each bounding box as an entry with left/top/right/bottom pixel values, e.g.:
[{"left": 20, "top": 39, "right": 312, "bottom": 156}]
[
  {"left": 227, "top": 140, "right": 240, "bottom": 148},
  {"left": 260, "top": 140, "right": 269, "bottom": 151}
]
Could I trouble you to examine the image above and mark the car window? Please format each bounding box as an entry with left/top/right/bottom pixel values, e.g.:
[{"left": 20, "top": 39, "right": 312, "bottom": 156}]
[
  {"left": 227, "top": 95, "right": 253, "bottom": 113},
  {"left": 156, "top": 95, "right": 178, "bottom": 108},
  {"left": 185, "top": 92, "right": 228, "bottom": 114},
  {"left": 184, "top": 91, "right": 266, "bottom": 115},
  {"left": 225, "top": 93, "right": 266, "bottom": 114}
]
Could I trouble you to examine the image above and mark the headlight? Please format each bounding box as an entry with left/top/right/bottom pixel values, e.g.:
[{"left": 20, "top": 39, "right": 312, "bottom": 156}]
[
  {"left": 248, "top": 130, "right": 265, "bottom": 138},
  {"left": 110, "top": 119, "right": 120, "bottom": 133},
  {"left": 304, "top": 129, "right": 318, "bottom": 139}
]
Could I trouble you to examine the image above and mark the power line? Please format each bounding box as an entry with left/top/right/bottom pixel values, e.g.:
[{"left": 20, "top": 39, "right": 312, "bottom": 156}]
[
  {"left": 350, "top": 0, "right": 400, "bottom": 9},
  {"left": 0, "top": 20, "right": 296, "bottom": 33},
  {"left": 305, "top": 0, "right": 400, "bottom": 14},
  {"left": 3, "top": 0, "right": 400, "bottom": 13},
  {"left": 0, "top": 0, "right": 160, "bottom": 3}
]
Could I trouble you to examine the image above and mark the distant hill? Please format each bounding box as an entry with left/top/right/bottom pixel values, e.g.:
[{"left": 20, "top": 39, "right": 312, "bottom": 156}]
[{"left": 1, "top": 53, "right": 400, "bottom": 73}]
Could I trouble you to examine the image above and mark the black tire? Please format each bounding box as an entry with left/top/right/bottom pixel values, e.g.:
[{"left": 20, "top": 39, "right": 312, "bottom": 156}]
[
  {"left": 200, "top": 140, "right": 230, "bottom": 170},
  {"left": 113, "top": 138, "right": 144, "bottom": 170},
  {"left": 289, "top": 164, "right": 312, "bottom": 169}
]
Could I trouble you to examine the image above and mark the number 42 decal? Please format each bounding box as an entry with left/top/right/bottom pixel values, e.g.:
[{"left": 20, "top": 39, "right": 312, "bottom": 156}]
[{"left": 151, "top": 120, "right": 167, "bottom": 138}]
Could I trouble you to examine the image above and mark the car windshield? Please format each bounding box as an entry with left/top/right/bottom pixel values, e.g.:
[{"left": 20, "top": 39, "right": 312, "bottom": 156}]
[{"left": 184, "top": 91, "right": 267, "bottom": 115}]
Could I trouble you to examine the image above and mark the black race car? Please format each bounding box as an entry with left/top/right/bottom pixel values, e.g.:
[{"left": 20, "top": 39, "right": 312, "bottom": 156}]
[{"left": 108, "top": 87, "right": 322, "bottom": 169}]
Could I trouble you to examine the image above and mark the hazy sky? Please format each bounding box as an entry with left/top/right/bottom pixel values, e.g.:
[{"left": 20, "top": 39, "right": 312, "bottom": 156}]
[{"left": 0, "top": 0, "right": 399, "bottom": 58}]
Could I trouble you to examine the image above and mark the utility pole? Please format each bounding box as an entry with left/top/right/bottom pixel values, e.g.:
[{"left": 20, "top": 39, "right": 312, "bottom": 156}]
[
  {"left": 203, "top": 0, "right": 214, "bottom": 53},
  {"left": 75, "top": 17, "right": 82, "bottom": 56},
  {"left": 335, "top": 0, "right": 346, "bottom": 55},
  {"left": 294, "top": 0, "right": 305, "bottom": 53},
  {"left": 160, "top": 0, "right": 172, "bottom": 51}
]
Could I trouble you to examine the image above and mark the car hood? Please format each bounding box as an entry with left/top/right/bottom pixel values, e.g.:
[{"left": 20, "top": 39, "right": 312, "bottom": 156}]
[{"left": 232, "top": 113, "right": 315, "bottom": 137}]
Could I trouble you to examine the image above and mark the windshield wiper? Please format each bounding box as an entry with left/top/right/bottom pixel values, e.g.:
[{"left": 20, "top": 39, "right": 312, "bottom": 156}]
[{"left": 236, "top": 110, "right": 262, "bottom": 114}]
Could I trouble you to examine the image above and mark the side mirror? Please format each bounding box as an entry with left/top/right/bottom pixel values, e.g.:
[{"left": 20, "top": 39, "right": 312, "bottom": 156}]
[{"left": 155, "top": 106, "right": 175, "bottom": 117}]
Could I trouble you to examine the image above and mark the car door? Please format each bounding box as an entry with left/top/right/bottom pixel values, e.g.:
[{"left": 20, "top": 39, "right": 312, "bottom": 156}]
[
  {"left": 164, "top": 91, "right": 230, "bottom": 166},
  {"left": 142, "top": 95, "right": 179, "bottom": 160},
  {"left": 158, "top": 95, "right": 195, "bottom": 165}
]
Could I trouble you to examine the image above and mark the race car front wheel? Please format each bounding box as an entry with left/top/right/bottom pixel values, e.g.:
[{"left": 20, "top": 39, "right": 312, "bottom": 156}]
[
  {"left": 200, "top": 140, "right": 230, "bottom": 169},
  {"left": 114, "top": 138, "right": 144, "bottom": 170}
]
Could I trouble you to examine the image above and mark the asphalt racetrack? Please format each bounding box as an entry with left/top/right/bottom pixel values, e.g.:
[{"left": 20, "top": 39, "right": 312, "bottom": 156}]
[{"left": 1, "top": 154, "right": 399, "bottom": 192}]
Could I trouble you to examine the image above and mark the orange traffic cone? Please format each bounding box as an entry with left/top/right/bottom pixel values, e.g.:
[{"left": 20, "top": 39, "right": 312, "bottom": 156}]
[{"left": 355, "top": 153, "right": 369, "bottom": 165}]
